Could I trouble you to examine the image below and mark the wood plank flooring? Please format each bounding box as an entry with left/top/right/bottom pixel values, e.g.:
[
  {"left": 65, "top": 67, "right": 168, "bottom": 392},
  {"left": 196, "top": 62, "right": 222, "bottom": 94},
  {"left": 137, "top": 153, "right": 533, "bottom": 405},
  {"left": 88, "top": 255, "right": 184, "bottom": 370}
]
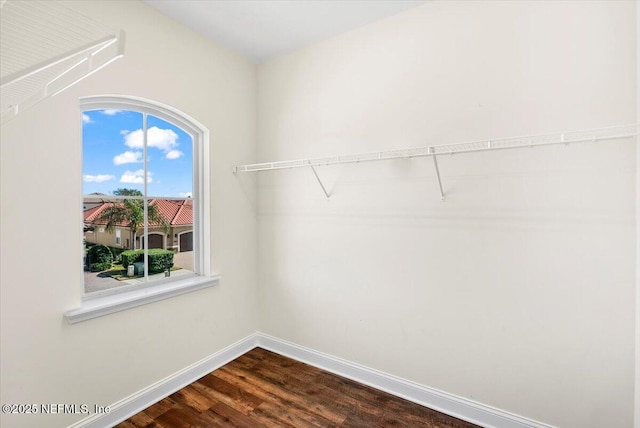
[{"left": 117, "top": 347, "right": 479, "bottom": 427}]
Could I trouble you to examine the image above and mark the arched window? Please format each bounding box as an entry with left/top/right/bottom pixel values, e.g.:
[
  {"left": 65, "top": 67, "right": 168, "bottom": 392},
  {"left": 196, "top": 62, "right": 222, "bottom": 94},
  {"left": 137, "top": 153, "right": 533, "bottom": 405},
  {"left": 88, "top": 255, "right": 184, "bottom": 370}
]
[{"left": 79, "top": 96, "right": 210, "bottom": 297}]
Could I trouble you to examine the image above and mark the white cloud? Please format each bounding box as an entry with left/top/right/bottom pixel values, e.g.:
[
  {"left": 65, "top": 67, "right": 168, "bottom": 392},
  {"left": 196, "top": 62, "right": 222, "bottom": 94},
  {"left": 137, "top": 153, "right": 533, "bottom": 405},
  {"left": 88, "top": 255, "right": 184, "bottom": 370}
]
[
  {"left": 82, "top": 114, "right": 92, "bottom": 124},
  {"left": 179, "top": 192, "right": 192, "bottom": 198},
  {"left": 120, "top": 130, "right": 130, "bottom": 135},
  {"left": 83, "top": 174, "right": 115, "bottom": 183},
  {"left": 101, "top": 109, "right": 122, "bottom": 116},
  {"left": 124, "top": 127, "right": 179, "bottom": 153},
  {"left": 113, "top": 151, "right": 143, "bottom": 165},
  {"left": 120, "top": 169, "right": 152, "bottom": 184},
  {"left": 166, "top": 149, "right": 184, "bottom": 160}
]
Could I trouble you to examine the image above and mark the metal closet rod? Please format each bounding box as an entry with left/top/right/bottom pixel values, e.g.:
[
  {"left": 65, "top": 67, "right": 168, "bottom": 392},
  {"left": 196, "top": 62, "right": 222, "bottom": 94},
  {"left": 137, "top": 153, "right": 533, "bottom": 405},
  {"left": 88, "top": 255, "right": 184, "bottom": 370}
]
[{"left": 233, "top": 123, "right": 639, "bottom": 200}]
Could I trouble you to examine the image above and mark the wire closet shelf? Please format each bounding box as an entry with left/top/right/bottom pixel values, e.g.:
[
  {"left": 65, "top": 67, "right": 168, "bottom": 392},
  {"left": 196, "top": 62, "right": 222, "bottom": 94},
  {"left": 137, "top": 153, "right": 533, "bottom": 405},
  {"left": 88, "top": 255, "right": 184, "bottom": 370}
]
[{"left": 233, "top": 124, "right": 639, "bottom": 200}]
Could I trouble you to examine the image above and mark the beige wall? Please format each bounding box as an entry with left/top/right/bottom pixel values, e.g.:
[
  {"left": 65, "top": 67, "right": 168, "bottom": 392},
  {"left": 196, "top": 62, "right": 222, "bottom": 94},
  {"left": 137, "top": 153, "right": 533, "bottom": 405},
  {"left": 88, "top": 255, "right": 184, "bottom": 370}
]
[
  {"left": 0, "top": 1, "right": 257, "bottom": 427},
  {"left": 84, "top": 226, "right": 192, "bottom": 252},
  {"left": 257, "top": 2, "right": 637, "bottom": 427},
  {"left": 84, "top": 227, "right": 130, "bottom": 249}
]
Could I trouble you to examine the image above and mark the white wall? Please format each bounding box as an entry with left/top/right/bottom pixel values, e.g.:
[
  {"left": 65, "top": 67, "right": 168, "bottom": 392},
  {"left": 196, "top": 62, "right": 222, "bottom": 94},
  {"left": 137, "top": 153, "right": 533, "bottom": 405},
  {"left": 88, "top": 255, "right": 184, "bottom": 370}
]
[
  {"left": 1, "top": 1, "right": 637, "bottom": 427},
  {"left": 0, "top": 1, "right": 257, "bottom": 427},
  {"left": 636, "top": 2, "right": 640, "bottom": 427},
  {"left": 257, "top": 2, "right": 637, "bottom": 427}
]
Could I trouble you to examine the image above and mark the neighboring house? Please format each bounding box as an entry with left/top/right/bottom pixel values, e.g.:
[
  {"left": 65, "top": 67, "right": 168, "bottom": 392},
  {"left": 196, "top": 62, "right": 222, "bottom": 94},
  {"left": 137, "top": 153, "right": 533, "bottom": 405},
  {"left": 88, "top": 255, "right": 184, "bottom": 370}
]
[
  {"left": 83, "top": 192, "right": 108, "bottom": 211},
  {"left": 83, "top": 199, "right": 193, "bottom": 252}
]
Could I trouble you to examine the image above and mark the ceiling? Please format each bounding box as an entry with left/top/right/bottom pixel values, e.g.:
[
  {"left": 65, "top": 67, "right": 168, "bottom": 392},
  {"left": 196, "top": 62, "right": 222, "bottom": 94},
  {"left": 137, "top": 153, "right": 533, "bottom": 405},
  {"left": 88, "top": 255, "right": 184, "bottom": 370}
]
[{"left": 144, "top": 0, "right": 427, "bottom": 63}]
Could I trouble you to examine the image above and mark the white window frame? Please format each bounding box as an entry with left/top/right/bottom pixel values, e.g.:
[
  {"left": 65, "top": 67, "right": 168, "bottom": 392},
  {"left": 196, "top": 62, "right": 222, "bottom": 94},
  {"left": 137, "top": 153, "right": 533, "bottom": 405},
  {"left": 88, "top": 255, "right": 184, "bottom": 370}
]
[
  {"left": 115, "top": 229, "right": 121, "bottom": 246},
  {"left": 66, "top": 95, "right": 218, "bottom": 324}
]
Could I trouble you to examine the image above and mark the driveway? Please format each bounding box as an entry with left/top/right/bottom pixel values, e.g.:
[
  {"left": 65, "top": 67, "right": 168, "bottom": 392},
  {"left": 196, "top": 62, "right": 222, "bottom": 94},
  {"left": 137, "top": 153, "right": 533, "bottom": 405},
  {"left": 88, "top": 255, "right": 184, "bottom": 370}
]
[
  {"left": 84, "top": 271, "right": 122, "bottom": 293},
  {"left": 173, "top": 251, "right": 193, "bottom": 271}
]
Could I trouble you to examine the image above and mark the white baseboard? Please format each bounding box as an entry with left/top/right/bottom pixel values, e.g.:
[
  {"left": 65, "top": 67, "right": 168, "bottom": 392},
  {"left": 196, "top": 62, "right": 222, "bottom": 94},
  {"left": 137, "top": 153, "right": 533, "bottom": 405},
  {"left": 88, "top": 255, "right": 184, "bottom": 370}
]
[
  {"left": 67, "top": 331, "right": 554, "bottom": 428},
  {"left": 66, "top": 332, "right": 259, "bottom": 428},
  {"left": 256, "top": 332, "right": 554, "bottom": 428}
]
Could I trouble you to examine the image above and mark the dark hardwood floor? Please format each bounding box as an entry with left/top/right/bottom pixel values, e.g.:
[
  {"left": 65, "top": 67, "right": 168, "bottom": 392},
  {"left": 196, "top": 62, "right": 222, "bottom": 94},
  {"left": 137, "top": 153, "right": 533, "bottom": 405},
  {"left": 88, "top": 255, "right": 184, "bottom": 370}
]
[{"left": 117, "top": 347, "right": 479, "bottom": 427}]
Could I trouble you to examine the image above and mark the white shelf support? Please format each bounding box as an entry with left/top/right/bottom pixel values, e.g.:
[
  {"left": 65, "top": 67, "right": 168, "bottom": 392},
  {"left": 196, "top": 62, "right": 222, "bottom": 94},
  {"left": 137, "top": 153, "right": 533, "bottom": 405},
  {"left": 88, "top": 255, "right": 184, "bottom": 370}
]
[
  {"left": 310, "top": 165, "right": 330, "bottom": 199},
  {"left": 429, "top": 147, "right": 445, "bottom": 201}
]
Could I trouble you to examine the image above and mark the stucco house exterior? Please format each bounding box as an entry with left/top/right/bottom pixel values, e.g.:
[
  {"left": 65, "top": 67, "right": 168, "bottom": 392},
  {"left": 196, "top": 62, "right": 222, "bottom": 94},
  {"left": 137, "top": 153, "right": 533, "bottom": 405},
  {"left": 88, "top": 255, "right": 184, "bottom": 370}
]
[{"left": 83, "top": 199, "right": 193, "bottom": 252}]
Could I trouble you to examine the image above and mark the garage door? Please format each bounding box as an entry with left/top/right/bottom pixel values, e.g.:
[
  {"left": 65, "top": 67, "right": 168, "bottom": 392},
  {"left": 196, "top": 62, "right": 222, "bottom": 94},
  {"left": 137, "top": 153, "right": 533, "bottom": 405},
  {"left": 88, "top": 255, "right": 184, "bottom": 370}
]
[
  {"left": 179, "top": 231, "right": 193, "bottom": 252},
  {"left": 148, "top": 234, "right": 163, "bottom": 249}
]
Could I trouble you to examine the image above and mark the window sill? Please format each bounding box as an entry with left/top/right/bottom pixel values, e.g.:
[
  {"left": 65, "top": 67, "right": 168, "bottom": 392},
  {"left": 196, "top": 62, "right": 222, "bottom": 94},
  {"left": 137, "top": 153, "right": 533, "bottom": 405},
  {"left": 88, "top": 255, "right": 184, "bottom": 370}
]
[{"left": 64, "top": 275, "right": 220, "bottom": 324}]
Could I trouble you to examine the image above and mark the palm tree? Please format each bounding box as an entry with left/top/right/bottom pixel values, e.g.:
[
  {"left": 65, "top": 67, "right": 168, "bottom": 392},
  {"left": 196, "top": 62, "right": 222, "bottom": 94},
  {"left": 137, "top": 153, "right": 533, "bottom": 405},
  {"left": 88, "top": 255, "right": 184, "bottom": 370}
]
[{"left": 95, "top": 188, "right": 168, "bottom": 250}]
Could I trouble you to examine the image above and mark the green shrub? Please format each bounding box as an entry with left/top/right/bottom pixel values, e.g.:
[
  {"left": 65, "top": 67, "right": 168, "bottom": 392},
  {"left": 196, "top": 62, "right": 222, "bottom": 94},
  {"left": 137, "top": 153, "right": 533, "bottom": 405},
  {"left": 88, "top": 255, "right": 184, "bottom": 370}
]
[
  {"left": 108, "top": 246, "right": 126, "bottom": 263},
  {"left": 87, "top": 245, "right": 113, "bottom": 269},
  {"left": 148, "top": 249, "right": 174, "bottom": 273},
  {"left": 120, "top": 249, "right": 174, "bottom": 274},
  {"left": 120, "top": 250, "right": 143, "bottom": 268},
  {"left": 90, "top": 262, "right": 112, "bottom": 272}
]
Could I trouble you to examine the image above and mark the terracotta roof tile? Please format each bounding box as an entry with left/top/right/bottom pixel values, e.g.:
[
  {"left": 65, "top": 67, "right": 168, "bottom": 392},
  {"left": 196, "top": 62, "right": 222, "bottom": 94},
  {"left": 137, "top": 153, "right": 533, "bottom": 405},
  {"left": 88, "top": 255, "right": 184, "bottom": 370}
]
[
  {"left": 150, "top": 199, "right": 193, "bottom": 226},
  {"left": 83, "top": 203, "right": 131, "bottom": 227},
  {"left": 84, "top": 199, "right": 192, "bottom": 227}
]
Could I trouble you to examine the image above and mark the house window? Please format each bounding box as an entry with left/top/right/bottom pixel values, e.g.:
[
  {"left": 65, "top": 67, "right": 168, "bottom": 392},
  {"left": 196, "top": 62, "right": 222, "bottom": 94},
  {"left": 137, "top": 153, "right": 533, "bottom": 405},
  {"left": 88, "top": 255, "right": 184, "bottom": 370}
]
[{"left": 81, "top": 96, "right": 210, "bottom": 296}]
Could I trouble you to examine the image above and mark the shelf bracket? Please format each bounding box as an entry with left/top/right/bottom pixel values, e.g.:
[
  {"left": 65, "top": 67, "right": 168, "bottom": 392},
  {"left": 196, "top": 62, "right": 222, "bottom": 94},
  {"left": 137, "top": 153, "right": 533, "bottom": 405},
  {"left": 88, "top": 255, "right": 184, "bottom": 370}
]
[
  {"left": 429, "top": 147, "right": 445, "bottom": 201},
  {"left": 310, "top": 165, "right": 330, "bottom": 199}
]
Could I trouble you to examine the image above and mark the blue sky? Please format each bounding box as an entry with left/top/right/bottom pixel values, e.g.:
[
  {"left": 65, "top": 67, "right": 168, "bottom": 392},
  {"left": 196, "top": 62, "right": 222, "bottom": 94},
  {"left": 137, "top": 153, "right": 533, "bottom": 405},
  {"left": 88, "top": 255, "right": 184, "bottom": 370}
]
[{"left": 82, "top": 109, "right": 193, "bottom": 197}]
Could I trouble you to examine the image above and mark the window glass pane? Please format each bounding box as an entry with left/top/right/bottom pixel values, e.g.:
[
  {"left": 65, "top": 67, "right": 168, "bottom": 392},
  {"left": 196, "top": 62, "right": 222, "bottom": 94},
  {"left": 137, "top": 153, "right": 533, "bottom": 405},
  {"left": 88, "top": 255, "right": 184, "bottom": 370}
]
[
  {"left": 135, "top": 197, "right": 195, "bottom": 284},
  {"left": 146, "top": 114, "right": 193, "bottom": 198},
  {"left": 82, "top": 110, "right": 145, "bottom": 195},
  {"left": 83, "top": 196, "right": 133, "bottom": 293}
]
